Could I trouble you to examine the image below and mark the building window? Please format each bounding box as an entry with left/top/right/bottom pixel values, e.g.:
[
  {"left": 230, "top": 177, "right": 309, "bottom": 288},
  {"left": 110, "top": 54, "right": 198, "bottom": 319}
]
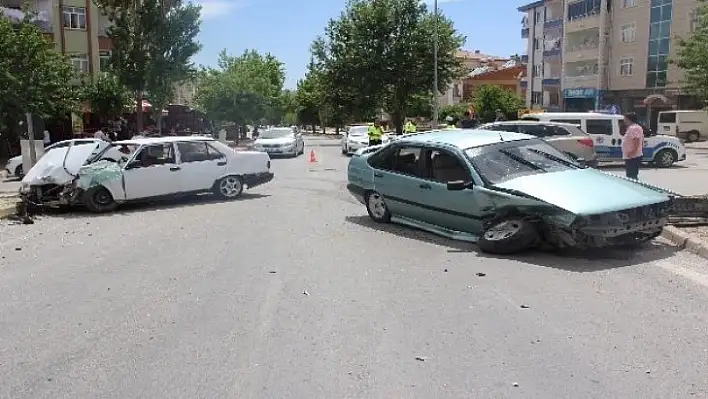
[
  {"left": 70, "top": 54, "right": 89, "bottom": 73},
  {"left": 532, "top": 92, "right": 543, "bottom": 106},
  {"left": 63, "top": 7, "right": 86, "bottom": 30},
  {"left": 534, "top": 10, "right": 543, "bottom": 25},
  {"left": 646, "top": 0, "right": 672, "bottom": 88},
  {"left": 620, "top": 58, "right": 633, "bottom": 76},
  {"left": 534, "top": 38, "right": 540, "bottom": 50},
  {"left": 99, "top": 50, "right": 111, "bottom": 71},
  {"left": 621, "top": 23, "right": 636, "bottom": 42},
  {"left": 533, "top": 64, "right": 542, "bottom": 77},
  {"left": 690, "top": 9, "right": 700, "bottom": 32},
  {"left": 567, "top": 0, "right": 601, "bottom": 21},
  {"left": 622, "top": 0, "right": 636, "bottom": 7}
]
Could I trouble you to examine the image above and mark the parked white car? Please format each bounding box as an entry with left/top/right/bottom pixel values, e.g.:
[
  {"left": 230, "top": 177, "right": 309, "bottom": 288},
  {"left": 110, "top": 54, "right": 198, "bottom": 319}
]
[
  {"left": 341, "top": 125, "right": 391, "bottom": 155},
  {"left": 252, "top": 127, "right": 305, "bottom": 156},
  {"left": 20, "top": 136, "right": 273, "bottom": 212},
  {"left": 5, "top": 138, "right": 102, "bottom": 178}
]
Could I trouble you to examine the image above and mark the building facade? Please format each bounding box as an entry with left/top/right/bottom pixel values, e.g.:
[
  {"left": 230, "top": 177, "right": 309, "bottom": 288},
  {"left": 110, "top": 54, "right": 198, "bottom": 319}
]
[
  {"left": 1, "top": 0, "right": 112, "bottom": 76},
  {"left": 437, "top": 50, "right": 513, "bottom": 106},
  {"left": 519, "top": 0, "right": 702, "bottom": 129}
]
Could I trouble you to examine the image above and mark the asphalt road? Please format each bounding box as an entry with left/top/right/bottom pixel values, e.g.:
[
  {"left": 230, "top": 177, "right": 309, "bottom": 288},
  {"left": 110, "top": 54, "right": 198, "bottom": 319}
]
[{"left": 1, "top": 136, "right": 708, "bottom": 397}]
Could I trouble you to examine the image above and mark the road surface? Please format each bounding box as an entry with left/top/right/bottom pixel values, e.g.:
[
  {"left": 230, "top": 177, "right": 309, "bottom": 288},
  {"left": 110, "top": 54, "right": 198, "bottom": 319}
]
[{"left": 1, "top": 136, "right": 708, "bottom": 397}]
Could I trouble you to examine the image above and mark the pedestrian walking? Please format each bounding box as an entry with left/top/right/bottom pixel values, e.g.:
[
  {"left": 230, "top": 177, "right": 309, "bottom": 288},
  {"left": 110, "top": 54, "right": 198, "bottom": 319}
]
[
  {"left": 42, "top": 130, "right": 51, "bottom": 147},
  {"left": 621, "top": 112, "right": 644, "bottom": 179}
]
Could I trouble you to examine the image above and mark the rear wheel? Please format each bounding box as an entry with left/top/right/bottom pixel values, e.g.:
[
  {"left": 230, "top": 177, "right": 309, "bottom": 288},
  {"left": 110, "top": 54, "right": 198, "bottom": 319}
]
[
  {"left": 83, "top": 186, "right": 118, "bottom": 213},
  {"left": 687, "top": 131, "right": 700, "bottom": 142},
  {"left": 653, "top": 149, "right": 677, "bottom": 168},
  {"left": 214, "top": 175, "right": 243, "bottom": 199},
  {"left": 477, "top": 218, "right": 539, "bottom": 255}
]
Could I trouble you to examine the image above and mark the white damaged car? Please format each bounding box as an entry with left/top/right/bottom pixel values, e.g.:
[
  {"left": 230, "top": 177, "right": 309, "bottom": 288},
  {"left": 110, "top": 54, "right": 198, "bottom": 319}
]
[{"left": 20, "top": 136, "right": 273, "bottom": 212}]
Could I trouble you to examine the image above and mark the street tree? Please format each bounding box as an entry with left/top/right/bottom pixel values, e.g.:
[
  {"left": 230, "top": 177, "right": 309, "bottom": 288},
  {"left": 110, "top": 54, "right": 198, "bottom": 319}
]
[
  {"left": 311, "top": 0, "right": 465, "bottom": 132},
  {"left": 471, "top": 85, "right": 523, "bottom": 123},
  {"left": 195, "top": 50, "right": 285, "bottom": 141},
  {"left": 674, "top": 2, "right": 708, "bottom": 106},
  {"left": 0, "top": 12, "right": 78, "bottom": 140},
  {"left": 80, "top": 73, "right": 132, "bottom": 123},
  {"left": 98, "top": 0, "right": 200, "bottom": 132}
]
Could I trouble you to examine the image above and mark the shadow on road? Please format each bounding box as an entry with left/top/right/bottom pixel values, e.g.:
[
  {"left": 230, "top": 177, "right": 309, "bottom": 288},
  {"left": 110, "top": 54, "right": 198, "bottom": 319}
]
[
  {"left": 26, "top": 192, "right": 271, "bottom": 219},
  {"left": 345, "top": 215, "right": 679, "bottom": 272}
]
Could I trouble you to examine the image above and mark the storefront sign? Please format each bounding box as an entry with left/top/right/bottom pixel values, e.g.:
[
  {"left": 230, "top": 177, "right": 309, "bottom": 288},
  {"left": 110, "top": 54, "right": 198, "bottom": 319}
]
[{"left": 563, "top": 88, "right": 597, "bottom": 98}]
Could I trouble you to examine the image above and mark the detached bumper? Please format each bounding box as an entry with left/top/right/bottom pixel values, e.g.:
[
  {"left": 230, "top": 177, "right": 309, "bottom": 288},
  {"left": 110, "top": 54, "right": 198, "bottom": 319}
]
[{"left": 243, "top": 172, "right": 274, "bottom": 188}]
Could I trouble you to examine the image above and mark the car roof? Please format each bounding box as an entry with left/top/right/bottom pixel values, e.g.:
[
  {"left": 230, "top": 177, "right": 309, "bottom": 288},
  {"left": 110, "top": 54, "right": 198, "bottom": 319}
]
[
  {"left": 488, "top": 121, "right": 581, "bottom": 127},
  {"left": 398, "top": 129, "right": 533, "bottom": 149},
  {"left": 524, "top": 112, "right": 623, "bottom": 119},
  {"left": 114, "top": 136, "right": 215, "bottom": 146}
]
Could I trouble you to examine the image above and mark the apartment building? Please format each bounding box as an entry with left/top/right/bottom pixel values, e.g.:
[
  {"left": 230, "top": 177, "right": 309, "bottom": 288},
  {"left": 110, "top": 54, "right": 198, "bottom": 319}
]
[
  {"left": 519, "top": 0, "right": 702, "bottom": 129},
  {"left": 1, "top": 0, "right": 112, "bottom": 77},
  {"left": 437, "top": 50, "right": 512, "bottom": 106},
  {"left": 519, "top": 0, "right": 564, "bottom": 110}
]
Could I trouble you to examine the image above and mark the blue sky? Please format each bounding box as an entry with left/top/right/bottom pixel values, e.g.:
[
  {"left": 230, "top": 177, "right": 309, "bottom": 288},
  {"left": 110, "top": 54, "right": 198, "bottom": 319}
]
[{"left": 192, "top": 0, "right": 527, "bottom": 89}]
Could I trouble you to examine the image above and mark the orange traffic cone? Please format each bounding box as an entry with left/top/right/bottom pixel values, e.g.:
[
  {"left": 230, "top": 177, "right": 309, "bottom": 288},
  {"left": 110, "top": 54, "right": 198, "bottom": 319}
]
[{"left": 309, "top": 149, "right": 317, "bottom": 163}]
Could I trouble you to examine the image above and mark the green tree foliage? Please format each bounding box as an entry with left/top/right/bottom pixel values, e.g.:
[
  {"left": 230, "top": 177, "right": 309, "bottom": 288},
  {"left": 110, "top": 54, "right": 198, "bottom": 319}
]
[
  {"left": 295, "top": 65, "right": 325, "bottom": 132},
  {"left": 311, "top": 0, "right": 465, "bottom": 132},
  {"left": 195, "top": 50, "right": 285, "bottom": 140},
  {"left": 471, "top": 85, "right": 523, "bottom": 123},
  {"left": 406, "top": 92, "right": 434, "bottom": 119},
  {"left": 675, "top": 2, "right": 708, "bottom": 106},
  {"left": 0, "top": 12, "right": 78, "bottom": 137},
  {"left": 439, "top": 103, "right": 468, "bottom": 121},
  {"left": 98, "top": 0, "right": 200, "bottom": 132},
  {"left": 80, "top": 73, "right": 132, "bottom": 122}
]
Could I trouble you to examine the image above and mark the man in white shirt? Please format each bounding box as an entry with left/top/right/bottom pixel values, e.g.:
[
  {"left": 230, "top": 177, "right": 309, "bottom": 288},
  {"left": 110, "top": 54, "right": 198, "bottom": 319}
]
[{"left": 93, "top": 127, "right": 108, "bottom": 141}]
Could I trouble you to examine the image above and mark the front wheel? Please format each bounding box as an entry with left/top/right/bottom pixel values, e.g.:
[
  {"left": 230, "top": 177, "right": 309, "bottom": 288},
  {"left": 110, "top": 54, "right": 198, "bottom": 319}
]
[
  {"left": 653, "top": 149, "right": 677, "bottom": 168},
  {"left": 214, "top": 175, "right": 244, "bottom": 199},
  {"left": 477, "top": 218, "right": 539, "bottom": 255},
  {"left": 14, "top": 165, "right": 23, "bottom": 178},
  {"left": 83, "top": 186, "right": 118, "bottom": 213},
  {"left": 365, "top": 191, "right": 391, "bottom": 223}
]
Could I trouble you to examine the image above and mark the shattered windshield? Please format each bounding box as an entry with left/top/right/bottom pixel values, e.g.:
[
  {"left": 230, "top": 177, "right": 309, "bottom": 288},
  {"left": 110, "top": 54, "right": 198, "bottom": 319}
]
[
  {"left": 466, "top": 139, "right": 579, "bottom": 184},
  {"left": 89, "top": 143, "right": 140, "bottom": 166},
  {"left": 260, "top": 128, "right": 294, "bottom": 139}
]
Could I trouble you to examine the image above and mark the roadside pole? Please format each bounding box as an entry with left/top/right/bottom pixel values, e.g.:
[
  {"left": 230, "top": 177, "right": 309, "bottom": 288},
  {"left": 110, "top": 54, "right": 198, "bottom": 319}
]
[
  {"left": 26, "top": 113, "right": 37, "bottom": 166},
  {"left": 432, "top": 0, "right": 439, "bottom": 129}
]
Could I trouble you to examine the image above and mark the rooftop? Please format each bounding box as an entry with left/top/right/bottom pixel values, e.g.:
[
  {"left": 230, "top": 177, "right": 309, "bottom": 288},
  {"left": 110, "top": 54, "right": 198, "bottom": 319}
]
[
  {"left": 400, "top": 129, "right": 533, "bottom": 149},
  {"left": 517, "top": 0, "right": 545, "bottom": 12}
]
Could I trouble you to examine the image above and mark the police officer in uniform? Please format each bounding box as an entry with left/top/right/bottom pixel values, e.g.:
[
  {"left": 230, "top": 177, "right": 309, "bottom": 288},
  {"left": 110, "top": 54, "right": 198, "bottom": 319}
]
[{"left": 368, "top": 120, "right": 385, "bottom": 146}]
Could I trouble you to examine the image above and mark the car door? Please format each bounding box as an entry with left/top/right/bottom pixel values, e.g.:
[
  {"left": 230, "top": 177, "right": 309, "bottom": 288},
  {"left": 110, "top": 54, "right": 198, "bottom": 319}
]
[
  {"left": 370, "top": 145, "right": 427, "bottom": 220},
  {"left": 122, "top": 143, "right": 182, "bottom": 200},
  {"left": 415, "top": 147, "right": 491, "bottom": 234},
  {"left": 176, "top": 141, "right": 228, "bottom": 192},
  {"left": 585, "top": 118, "right": 616, "bottom": 161}
]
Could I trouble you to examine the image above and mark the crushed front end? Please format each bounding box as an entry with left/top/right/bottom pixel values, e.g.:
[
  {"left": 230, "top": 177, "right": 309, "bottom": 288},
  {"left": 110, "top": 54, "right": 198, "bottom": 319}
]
[{"left": 542, "top": 201, "right": 671, "bottom": 248}]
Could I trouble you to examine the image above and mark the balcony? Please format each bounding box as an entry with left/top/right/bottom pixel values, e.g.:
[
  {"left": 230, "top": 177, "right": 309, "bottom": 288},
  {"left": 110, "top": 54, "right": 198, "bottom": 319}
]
[
  {"left": 543, "top": 78, "right": 561, "bottom": 85},
  {"left": 521, "top": 27, "right": 529, "bottom": 38},
  {"left": 544, "top": 48, "right": 561, "bottom": 58},
  {"left": 544, "top": 19, "right": 563, "bottom": 29},
  {"left": 564, "top": 76, "right": 598, "bottom": 89}
]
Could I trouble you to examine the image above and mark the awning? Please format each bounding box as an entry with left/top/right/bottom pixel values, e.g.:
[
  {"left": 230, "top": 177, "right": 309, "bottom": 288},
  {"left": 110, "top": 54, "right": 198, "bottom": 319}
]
[{"left": 642, "top": 94, "right": 670, "bottom": 105}]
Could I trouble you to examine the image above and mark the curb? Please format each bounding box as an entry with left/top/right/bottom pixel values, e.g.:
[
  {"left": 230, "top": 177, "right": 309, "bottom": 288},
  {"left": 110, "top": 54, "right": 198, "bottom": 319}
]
[
  {"left": 0, "top": 205, "right": 16, "bottom": 219},
  {"left": 661, "top": 226, "right": 708, "bottom": 259}
]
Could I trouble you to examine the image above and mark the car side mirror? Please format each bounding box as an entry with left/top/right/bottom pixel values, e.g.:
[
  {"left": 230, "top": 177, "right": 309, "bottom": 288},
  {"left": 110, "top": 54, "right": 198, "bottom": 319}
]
[{"left": 447, "top": 180, "right": 472, "bottom": 191}]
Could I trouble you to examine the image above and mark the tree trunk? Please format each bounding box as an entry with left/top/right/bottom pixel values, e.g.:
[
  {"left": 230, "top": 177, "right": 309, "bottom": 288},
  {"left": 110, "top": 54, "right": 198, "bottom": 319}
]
[
  {"left": 135, "top": 93, "right": 144, "bottom": 134},
  {"left": 234, "top": 122, "right": 240, "bottom": 145},
  {"left": 391, "top": 109, "right": 404, "bottom": 134}
]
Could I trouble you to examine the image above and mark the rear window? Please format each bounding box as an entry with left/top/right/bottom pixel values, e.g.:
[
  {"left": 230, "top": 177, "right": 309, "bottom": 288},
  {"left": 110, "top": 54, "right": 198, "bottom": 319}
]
[
  {"left": 659, "top": 112, "right": 676, "bottom": 123},
  {"left": 585, "top": 119, "right": 613, "bottom": 135}
]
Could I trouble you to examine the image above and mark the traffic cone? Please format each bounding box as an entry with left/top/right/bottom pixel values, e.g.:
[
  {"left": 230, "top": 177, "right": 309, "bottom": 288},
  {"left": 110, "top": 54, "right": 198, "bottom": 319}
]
[{"left": 309, "top": 149, "right": 317, "bottom": 163}]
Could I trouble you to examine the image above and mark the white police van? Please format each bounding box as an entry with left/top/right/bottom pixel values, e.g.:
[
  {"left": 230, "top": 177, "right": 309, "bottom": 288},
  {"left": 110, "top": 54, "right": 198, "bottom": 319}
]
[{"left": 520, "top": 112, "right": 686, "bottom": 167}]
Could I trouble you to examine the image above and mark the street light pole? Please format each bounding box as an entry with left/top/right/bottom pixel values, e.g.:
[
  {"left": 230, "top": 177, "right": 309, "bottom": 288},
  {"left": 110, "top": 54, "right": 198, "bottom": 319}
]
[{"left": 432, "top": 0, "right": 439, "bottom": 129}]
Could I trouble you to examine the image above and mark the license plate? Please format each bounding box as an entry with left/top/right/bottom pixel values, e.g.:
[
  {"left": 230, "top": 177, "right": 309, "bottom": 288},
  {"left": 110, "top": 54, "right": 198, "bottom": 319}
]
[
  {"left": 266, "top": 148, "right": 280, "bottom": 153},
  {"left": 664, "top": 126, "right": 670, "bottom": 130}
]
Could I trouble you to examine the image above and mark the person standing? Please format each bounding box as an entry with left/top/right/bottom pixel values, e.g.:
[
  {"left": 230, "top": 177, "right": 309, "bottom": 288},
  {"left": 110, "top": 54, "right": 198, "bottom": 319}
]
[
  {"left": 42, "top": 129, "right": 51, "bottom": 147},
  {"left": 459, "top": 111, "right": 479, "bottom": 128},
  {"left": 404, "top": 119, "right": 417, "bottom": 134},
  {"left": 494, "top": 109, "right": 507, "bottom": 121},
  {"left": 93, "top": 126, "right": 108, "bottom": 141},
  {"left": 367, "top": 120, "right": 384, "bottom": 146},
  {"left": 621, "top": 112, "right": 645, "bottom": 179}
]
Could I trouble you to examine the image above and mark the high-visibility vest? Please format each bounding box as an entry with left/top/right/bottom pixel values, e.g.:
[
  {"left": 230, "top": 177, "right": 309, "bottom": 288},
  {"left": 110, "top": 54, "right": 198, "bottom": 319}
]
[
  {"left": 368, "top": 125, "right": 384, "bottom": 139},
  {"left": 404, "top": 122, "right": 416, "bottom": 133}
]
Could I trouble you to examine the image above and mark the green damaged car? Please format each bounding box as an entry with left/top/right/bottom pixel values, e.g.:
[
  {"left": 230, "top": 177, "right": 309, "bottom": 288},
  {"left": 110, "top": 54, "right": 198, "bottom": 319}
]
[{"left": 346, "top": 129, "right": 673, "bottom": 254}]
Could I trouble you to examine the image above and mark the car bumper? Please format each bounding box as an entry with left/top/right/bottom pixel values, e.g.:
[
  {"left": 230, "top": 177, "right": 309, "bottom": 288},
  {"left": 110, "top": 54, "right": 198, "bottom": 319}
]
[
  {"left": 584, "top": 159, "right": 599, "bottom": 168},
  {"left": 243, "top": 172, "right": 274, "bottom": 188},
  {"left": 347, "top": 183, "right": 366, "bottom": 204},
  {"left": 257, "top": 147, "right": 296, "bottom": 155},
  {"left": 346, "top": 142, "right": 368, "bottom": 153}
]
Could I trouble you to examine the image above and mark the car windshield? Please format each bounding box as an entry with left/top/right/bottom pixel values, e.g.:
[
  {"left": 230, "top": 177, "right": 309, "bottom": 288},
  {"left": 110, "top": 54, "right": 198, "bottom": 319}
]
[
  {"left": 88, "top": 143, "right": 140, "bottom": 166},
  {"left": 465, "top": 139, "right": 580, "bottom": 185},
  {"left": 348, "top": 126, "right": 369, "bottom": 136},
  {"left": 260, "top": 129, "right": 294, "bottom": 139}
]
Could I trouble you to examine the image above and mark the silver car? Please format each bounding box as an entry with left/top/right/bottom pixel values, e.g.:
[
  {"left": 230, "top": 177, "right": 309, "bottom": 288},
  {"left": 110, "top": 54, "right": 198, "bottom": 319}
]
[{"left": 478, "top": 121, "right": 598, "bottom": 167}]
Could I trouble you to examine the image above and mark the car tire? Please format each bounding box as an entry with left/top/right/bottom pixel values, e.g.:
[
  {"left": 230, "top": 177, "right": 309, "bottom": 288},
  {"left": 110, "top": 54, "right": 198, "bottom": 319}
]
[
  {"left": 477, "top": 217, "right": 539, "bottom": 255},
  {"left": 14, "top": 165, "right": 23, "bottom": 178},
  {"left": 653, "top": 149, "right": 677, "bottom": 168},
  {"left": 83, "top": 186, "right": 118, "bottom": 213},
  {"left": 342, "top": 146, "right": 348, "bottom": 155},
  {"left": 214, "top": 175, "right": 243, "bottom": 199},
  {"left": 365, "top": 191, "right": 391, "bottom": 223},
  {"left": 687, "top": 131, "right": 700, "bottom": 142}
]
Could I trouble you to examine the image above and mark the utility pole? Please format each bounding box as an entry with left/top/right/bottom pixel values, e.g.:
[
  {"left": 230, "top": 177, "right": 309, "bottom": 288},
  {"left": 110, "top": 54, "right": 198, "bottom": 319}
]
[
  {"left": 26, "top": 113, "right": 37, "bottom": 166},
  {"left": 432, "top": 0, "right": 439, "bottom": 129}
]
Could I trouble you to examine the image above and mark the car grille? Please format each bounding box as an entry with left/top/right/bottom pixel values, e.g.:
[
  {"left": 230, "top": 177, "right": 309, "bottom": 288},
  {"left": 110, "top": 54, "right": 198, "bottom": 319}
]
[
  {"left": 262, "top": 144, "right": 280, "bottom": 148},
  {"left": 589, "top": 201, "right": 671, "bottom": 224}
]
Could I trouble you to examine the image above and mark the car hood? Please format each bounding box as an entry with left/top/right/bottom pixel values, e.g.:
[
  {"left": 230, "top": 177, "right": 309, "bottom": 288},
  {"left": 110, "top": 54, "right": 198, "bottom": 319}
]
[
  {"left": 21, "top": 143, "right": 106, "bottom": 187},
  {"left": 6, "top": 155, "right": 21, "bottom": 167},
  {"left": 255, "top": 137, "right": 294, "bottom": 145},
  {"left": 493, "top": 168, "right": 671, "bottom": 215},
  {"left": 349, "top": 134, "right": 389, "bottom": 142}
]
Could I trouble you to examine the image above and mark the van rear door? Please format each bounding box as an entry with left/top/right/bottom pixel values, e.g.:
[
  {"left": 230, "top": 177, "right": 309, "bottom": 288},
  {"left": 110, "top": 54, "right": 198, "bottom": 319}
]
[{"left": 658, "top": 111, "right": 677, "bottom": 136}]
